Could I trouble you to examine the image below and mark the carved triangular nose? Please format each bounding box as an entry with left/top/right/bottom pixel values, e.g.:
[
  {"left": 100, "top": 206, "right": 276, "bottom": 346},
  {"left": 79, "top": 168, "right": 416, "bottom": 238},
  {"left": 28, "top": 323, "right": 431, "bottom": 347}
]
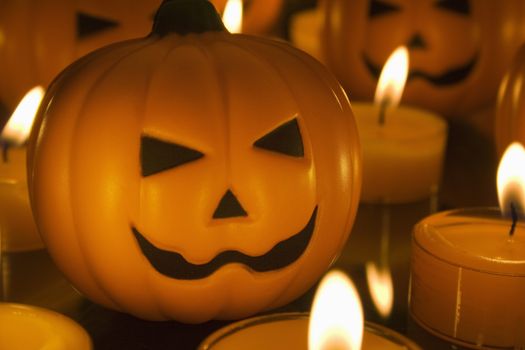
[
  {"left": 407, "top": 33, "right": 426, "bottom": 50},
  {"left": 213, "top": 190, "right": 247, "bottom": 219}
]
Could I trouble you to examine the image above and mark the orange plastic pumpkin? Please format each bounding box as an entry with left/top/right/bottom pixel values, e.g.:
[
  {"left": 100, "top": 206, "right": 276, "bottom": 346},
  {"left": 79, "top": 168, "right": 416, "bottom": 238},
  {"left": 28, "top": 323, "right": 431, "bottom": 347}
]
[
  {"left": 495, "top": 44, "right": 525, "bottom": 155},
  {"left": 28, "top": 0, "right": 361, "bottom": 322},
  {"left": 322, "top": 0, "right": 525, "bottom": 119},
  {"left": 0, "top": 0, "right": 162, "bottom": 110},
  {"left": 211, "top": 0, "right": 283, "bottom": 35}
]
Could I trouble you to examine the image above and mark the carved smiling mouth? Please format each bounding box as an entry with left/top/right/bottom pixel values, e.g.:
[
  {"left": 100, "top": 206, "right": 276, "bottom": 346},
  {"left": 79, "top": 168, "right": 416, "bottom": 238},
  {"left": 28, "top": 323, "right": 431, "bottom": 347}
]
[
  {"left": 132, "top": 206, "right": 318, "bottom": 280},
  {"left": 363, "top": 53, "right": 478, "bottom": 86}
]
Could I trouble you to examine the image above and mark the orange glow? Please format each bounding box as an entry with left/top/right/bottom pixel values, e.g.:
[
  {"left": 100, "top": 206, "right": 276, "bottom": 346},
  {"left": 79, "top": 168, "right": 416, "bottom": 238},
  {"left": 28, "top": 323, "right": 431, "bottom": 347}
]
[
  {"left": 222, "top": 0, "right": 243, "bottom": 33},
  {"left": 309, "top": 270, "right": 363, "bottom": 350},
  {"left": 497, "top": 142, "right": 525, "bottom": 216},
  {"left": 374, "top": 46, "right": 409, "bottom": 108},
  {"left": 365, "top": 262, "right": 394, "bottom": 319},
  {"left": 1, "top": 86, "right": 45, "bottom": 145}
]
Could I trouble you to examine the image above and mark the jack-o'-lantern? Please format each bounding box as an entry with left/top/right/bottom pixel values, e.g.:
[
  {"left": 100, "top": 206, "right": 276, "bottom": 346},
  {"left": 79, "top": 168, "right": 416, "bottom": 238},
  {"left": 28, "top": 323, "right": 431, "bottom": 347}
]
[
  {"left": 322, "top": 0, "right": 525, "bottom": 119},
  {"left": 28, "top": 0, "right": 361, "bottom": 322},
  {"left": 496, "top": 44, "right": 525, "bottom": 155},
  {"left": 0, "top": 0, "right": 162, "bottom": 110},
  {"left": 211, "top": 0, "right": 283, "bottom": 35}
]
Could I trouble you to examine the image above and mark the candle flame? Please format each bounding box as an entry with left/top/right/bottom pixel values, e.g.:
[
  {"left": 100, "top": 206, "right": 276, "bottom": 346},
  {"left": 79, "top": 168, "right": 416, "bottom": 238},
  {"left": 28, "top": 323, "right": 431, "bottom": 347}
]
[
  {"left": 497, "top": 142, "right": 525, "bottom": 217},
  {"left": 1, "top": 86, "right": 45, "bottom": 145},
  {"left": 309, "top": 270, "right": 363, "bottom": 350},
  {"left": 374, "top": 46, "right": 409, "bottom": 108},
  {"left": 365, "top": 263, "right": 394, "bottom": 319},
  {"left": 223, "top": 0, "right": 243, "bottom": 33}
]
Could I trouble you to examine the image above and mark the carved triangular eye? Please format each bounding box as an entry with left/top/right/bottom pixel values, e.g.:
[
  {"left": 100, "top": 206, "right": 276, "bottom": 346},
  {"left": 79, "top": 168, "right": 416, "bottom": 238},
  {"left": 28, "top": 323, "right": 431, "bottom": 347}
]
[
  {"left": 253, "top": 118, "right": 304, "bottom": 158},
  {"left": 141, "top": 136, "right": 204, "bottom": 177},
  {"left": 435, "top": 0, "right": 470, "bottom": 15},
  {"left": 369, "top": 0, "right": 401, "bottom": 17},
  {"left": 76, "top": 12, "right": 119, "bottom": 39}
]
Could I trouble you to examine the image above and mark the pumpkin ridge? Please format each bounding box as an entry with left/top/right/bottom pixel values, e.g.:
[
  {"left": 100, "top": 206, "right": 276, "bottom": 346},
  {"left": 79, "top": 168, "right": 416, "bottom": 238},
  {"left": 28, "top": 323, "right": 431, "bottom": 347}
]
[
  {"left": 31, "top": 39, "right": 155, "bottom": 312},
  {"left": 215, "top": 37, "right": 305, "bottom": 145},
  {"left": 68, "top": 39, "right": 164, "bottom": 312},
  {"left": 137, "top": 40, "right": 184, "bottom": 319},
  {"left": 194, "top": 36, "right": 232, "bottom": 198},
  {"left": 231, "top": 36, "right": 361, "bottom": 302},
  {"left": 237, "top": 35, "right": 349, "bottom": 111},
  {"left": 138, "top": 37, "right": 190, "bottom": 319}
]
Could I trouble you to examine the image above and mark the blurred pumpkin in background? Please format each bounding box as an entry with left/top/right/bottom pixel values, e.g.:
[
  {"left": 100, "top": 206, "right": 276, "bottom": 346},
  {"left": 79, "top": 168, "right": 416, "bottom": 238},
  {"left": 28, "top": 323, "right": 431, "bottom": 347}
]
[
  {"left": 28, "top": 0, "right": 361, "bottom": 322},
  {"left": 323, "top": 0, "right": 525, "bottom": 122},
  {"left": 0, "top": 0, "right": 162, "bottom": 110},
  {"left": 496, "top": 44, "right": 525, "bottom": 155}
]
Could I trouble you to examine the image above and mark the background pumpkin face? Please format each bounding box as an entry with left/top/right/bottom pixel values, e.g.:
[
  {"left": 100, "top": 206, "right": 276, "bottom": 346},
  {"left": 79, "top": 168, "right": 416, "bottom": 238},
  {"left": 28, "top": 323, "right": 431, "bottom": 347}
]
[
  {"left": 495, "top": 44, "right": 525, "bottom": 155},
  {"left": 322, "top": 0, "right": 525, "bottom": 118},
  {"left": 29, "top": 1, "right": 361, "bottom": 322},
  {"left": 0, "top": 0, "right": 162, "bottom": 110}
]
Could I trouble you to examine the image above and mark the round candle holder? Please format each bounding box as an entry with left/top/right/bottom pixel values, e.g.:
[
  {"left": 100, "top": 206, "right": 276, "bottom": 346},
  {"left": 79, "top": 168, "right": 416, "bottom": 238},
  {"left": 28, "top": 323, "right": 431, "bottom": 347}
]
[
  {"left": 352, "top": 103, "right": 447, "bottom": 204},
  {"left": 410, "top": 208, "right": 525, "bottom": 349},
  {"left": 198, "top": 312, "right": 421, "bottom": 349},
  {"left": 0, "top": 303, "right": 92, "bottom": 349}
]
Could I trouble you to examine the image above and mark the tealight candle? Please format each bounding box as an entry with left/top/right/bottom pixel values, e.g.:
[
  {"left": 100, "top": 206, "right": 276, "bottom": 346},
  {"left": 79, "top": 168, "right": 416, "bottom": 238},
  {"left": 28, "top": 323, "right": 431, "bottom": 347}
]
[
  {"left": 0, "top": 303, "right": 92, "bottom": 349},
  {"left": 353, "top": 46, "right": 447, "bottom": 204},
  {"left": 353, "top": 103, "right": 447, "bottom": 203},
  {"left": 409, "top": 143, "right": 525, "bottom": 349},
  {"left": 410, "top": 208, "right": 525, "bottom": 349},
  {"left": 199, "top": 271, "right": 421, "bottom": 350},
  {"left": 0, "top": 86, "right": 44, "bottom": 252},
  {"left": 199, "top": 313, "right": 420, "bottom": 350}
]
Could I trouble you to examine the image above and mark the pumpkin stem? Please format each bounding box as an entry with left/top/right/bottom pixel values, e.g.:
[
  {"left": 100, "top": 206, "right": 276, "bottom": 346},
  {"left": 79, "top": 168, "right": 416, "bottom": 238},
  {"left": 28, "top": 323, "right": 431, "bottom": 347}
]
[{"left": 152, "top": 0, "right": 226, "bottom": 36}]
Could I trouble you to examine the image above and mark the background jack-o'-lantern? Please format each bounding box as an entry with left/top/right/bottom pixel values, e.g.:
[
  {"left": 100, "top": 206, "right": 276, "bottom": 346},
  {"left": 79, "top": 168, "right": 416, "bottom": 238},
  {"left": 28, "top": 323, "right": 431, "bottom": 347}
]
[
  {"left": 0, "top": 0, "right": 162, "bottom": 110},
  {"left": 322, "top": 0, "right": 525, "bottom": 122},
  {"left": 28, "top": 0, "right": 361, "bottom": 322},
  {"left": 496, "top": 43, "right": 525, "bottom": 155},
  {"left": 211, "top": 0, "right": 284, "bottom": 35}
]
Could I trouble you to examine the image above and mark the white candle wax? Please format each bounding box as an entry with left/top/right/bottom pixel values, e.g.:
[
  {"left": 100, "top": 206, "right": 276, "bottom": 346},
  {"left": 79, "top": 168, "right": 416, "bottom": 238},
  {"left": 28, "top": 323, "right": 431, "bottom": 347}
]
[
  {"left": 0, "top": 303, "right": 92, "bottom": 349},
  {"left": 352, "top": 103, "right": 447, "bottom": 203}
]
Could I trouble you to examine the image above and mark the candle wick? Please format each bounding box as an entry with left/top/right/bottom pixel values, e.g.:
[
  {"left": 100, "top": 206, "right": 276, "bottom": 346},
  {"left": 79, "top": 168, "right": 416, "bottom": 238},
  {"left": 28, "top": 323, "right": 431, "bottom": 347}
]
[
  {"left": 509, "top": 202, "right": 518, "bottom": 237},
  {"left": 378, "top": 98, "right": 390, "bottom": 126}
]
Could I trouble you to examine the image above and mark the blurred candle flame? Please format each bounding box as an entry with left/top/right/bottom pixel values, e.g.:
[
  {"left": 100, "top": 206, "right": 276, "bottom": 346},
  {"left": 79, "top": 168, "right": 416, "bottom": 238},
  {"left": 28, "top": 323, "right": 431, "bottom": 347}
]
[
  {"left": 365, "top": 262, "right": 394, "bottom": 319},
  {"left": 374, "top": 46, "right": 409, "bottom": 108},
  {"left": 1, "top": 86, "right": 45, "bottom": 145},
  {"left": 223, "top": 0, "right": 243, "bottom": 33},
  {"left": 309, "top": 270, "right": 363, "bottom": 350},
  {"left": 497, "top": 142, "right": 525, "bottom": 217}
]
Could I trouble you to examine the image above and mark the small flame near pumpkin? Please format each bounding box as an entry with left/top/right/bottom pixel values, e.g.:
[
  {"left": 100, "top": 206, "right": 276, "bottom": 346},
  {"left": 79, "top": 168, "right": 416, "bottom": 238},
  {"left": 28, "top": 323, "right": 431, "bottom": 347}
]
[
  {"left": 223, "top": 0, "right": 243, "bottom": 33},
  {"left": 374, "top": 46, "right": 409, "bottom": 125},
  {"left": 1, "top": 86, "right": 45, "bottom": 145},
  {"left": 497, "top": 142, "right": 525, "bottom": 234},
  {"left": 309, "top": 270, "right": 363, "bottom": 350},
  {"left": 365, "top": 262, "right": 394, "bottom": 319}
]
